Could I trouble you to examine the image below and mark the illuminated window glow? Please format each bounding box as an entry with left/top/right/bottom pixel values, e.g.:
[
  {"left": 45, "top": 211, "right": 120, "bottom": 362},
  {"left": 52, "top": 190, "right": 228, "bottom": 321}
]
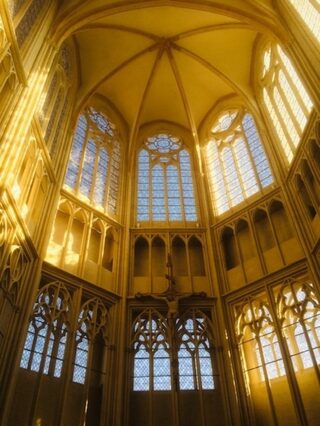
[
  {"left": 177, "top": 313, "right": 215, "bottom": 390},
  {"left": 132, "top": 310, "right": 171, "bottom": 391},
  {"left": 137, "top": 134, "right": 197, "bottom": 222},
  {"left": 132, "top": 309, "right": 215, "bottom": 391},
  {"left": 65, "top": 108, "right": 121, "bottom": 216},
  {"left": 20, "top": 283, "right": 70, "bottom": 378},
  {"left": 260, "top": 44, "right": 313, "bottom": 162},
  {"left": 206, "top": 109, "right": 273, "bottom": 215},
  {"left": 72, "top": 299, "right": 109, "bottom": 385},
  {"left": 235, "top": 280, "right": 320, "bottom": 389},
  {"left": 288, "top": 0, "right": 320, "bottom": 43}
]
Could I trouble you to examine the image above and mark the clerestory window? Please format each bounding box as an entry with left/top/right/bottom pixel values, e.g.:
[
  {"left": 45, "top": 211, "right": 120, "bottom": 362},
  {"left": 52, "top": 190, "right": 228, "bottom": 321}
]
[
  {"left": 137, "top": 133, "right": 197, "bottom": 223},
  {"left": 287, "top": 0, "right": 320, "bottom": 43},
  {"left": 260, "top": 43, "right": 313, "bottom": 163},
  {"left": 205, "top": 108, "right": 273, "bottom": 215},
  {"left": 64, "top": 107, "right": 121, "bottom": 216}
]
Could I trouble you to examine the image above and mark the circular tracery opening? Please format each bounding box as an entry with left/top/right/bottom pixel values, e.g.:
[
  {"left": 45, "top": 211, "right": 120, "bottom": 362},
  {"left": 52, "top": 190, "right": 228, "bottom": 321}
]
[{"left": 146, "top": 134, "right": 181, "bottom": 154}]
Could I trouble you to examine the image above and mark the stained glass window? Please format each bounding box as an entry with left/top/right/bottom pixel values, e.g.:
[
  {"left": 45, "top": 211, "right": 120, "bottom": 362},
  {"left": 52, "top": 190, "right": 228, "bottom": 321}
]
[
  {"left": 20, "top": 283, "right": 70, "bottom": 378},
  {"left": 277, "top": 280, "right": 320, "bottom": 371},
  {"left": 137, "top": 134, "right": 197, "bottom": 222},
  {"left": 177, "top": 312, "right": 215, "bottom": 390},
  {"left": 235, "top": 298, "right": 286, "bottom": 383},
  {"left": 73, "top": 312, "right": 90, "bottom": 384},
  {"left": 132, "top": 309, "right": 171, "bottom": 391},
  {"left": 260, "top": 43, "right": 313, "bottom": 162},
  {"left": 72, "top": 298, "right": 109, "bottom": 385},
  {"left": 131, "top": 308, "right": 215, "bottom": 392},
  {"left": 235, "top": 280, "right": 320, "bottom": 387},
  {"left": 64, "top": 107, "right": 121, "bottom": 216},
  {"left": 287, "top": 0, "right": 320, "bottom": 43},
  {"left": 205, "top": 108, "right": 273, "bottom": 215}
]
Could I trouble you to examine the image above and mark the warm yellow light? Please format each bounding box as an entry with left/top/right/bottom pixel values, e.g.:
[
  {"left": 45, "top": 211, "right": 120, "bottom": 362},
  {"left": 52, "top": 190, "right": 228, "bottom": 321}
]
[{"left": 289, "top": 0, "right": 320, "bottom": 43}]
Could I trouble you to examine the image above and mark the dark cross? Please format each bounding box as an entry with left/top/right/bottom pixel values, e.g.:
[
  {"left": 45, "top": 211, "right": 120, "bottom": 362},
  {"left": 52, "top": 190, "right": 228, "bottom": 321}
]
[
  {"left": 135, "top": 253, "right": 206, "bottom": 320},
  {"left": 135, "top": 253, "right": 206, "bottom": 390}
]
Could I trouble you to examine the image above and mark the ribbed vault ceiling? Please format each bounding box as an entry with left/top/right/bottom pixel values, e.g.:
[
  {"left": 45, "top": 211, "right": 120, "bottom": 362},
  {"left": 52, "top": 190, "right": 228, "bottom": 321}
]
[{"left": 54, "top": 0, "right": 281, "bottom": 135}]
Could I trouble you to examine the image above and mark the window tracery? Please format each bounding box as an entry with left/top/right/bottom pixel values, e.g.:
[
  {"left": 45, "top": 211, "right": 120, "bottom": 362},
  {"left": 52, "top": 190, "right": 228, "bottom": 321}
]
[
  {"left": 235, "top": 297, "right": 285, "bottom": 382},
  {"left": 132, "top": 309, "right": 171, "bottom": 391},
  {"left": 233, "top": 277, "right": 320, "bottom": 426},
  {"left": 276, "top": 280, "right": 320, "bottom": 370},
  {"left": 137, "top": 133, "right": 197, "bottom": 223},
  {"left": 259, "top": 43, "right": 313, "bottom": 162},
  {"left": 177, "top": 310, "right": 215, "bottom": 390},
  {"left": 131, "top": 308, "right": 215, "bottom": 392},
  {"left": 72, "top": 298, "right": 110, "bottom": 385},
  {"left": 64, "top": 107, "right": 121, "bottom": 216},
  {"left": 205, "top": 108, "right": 273, "bottom": 215},
  {"left": 20, "top": 282, "right": 71, "bottom": 378}
]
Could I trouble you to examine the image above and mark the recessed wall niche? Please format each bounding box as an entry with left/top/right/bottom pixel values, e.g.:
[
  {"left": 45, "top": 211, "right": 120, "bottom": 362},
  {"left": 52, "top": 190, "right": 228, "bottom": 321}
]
[
  {"left": 218, "top": 194, "right": 303, "bottom": 292},
  {"left": 46, "top": 196, "right": 118, "bottom": 291},
  {"left": 131, "top": 231, "right": 211, "bottom": 296}
]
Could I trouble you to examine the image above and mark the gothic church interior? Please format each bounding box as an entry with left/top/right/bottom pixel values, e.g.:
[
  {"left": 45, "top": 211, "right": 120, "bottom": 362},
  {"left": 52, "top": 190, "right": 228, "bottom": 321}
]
[{"left": 0, "top": 1, "right": 319, "bottom": 425}]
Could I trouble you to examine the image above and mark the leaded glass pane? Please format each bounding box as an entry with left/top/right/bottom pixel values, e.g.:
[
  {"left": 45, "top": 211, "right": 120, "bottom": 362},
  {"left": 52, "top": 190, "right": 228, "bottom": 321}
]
[
  {"left": 178, "top": 348, "right": 194, "bottom": 390},
  {"left": 288, "top": 0, "right": 320, "bottom": 43},
  {"left": 19, "top": 285, "right": 70, "bottom": 378},
  {"left": 154, "top": 348, "right": 171, "bottom": 390},
  {"left": 94, "top": 148, "right": 109, "bottom": 206},
  {"left": 64, "top": 108, "right": 121, "bottom": 215},
  {"left": 79, "top": 140, "right": 96, "bottom": 198},
  {"left": 206, "top": 109, "right": 274, "bottom": 215},
  {"left": 260, "top": 43, "right": 313, "bottom": 162},
  {"left": 137, "top": 134, "right": 197, "bottom": 222},
  {"left": 152, "top": 165, "right": 166, "bottom": 221}
]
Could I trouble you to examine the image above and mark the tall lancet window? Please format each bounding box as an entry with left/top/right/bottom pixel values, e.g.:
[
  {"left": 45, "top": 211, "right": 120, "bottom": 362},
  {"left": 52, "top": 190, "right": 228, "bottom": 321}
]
[
  {"left": 260, "top": 43, "right": 313, "bottom": 163},
  {"left": 137, "top": 133, "right": 197, "bottom": 223},
  {"left": 205, "top": 108, "right": 273, "bottom": 215},
  {"left": 64, "top": 107, "right": 121, "bottom": 216},
  {"left": 20, "top": 282, "right": 71, "bottom": 378},
  {"left": 132, "top": 309, "right": 171, "bottom": 391},
  {"left": 287, "top": 0, "right": 320, "bottom": 43}
]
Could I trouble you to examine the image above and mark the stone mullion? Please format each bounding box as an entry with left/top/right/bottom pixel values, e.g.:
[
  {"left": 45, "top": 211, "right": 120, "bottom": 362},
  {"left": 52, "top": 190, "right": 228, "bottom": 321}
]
[
  {"left": 249, "top": 299, "right": 280, "bottom": 426},
  {"left": 266, "top": 285, "right": 309, "bottom": 426},
  {"left": 242, "top": 125, "right": 263, "bottom": 192},
  {"left": 74, "top": 122, "right": 90, "bottom": 195},
  {"left": 267, "top": 76, "right": 296, "bottom": 155},
  {"left": 58, "top": 286, "right": 82, "bottom": 424},
  {"left": 279, "top": 55, "right": 310, "bottom": 119},
  {"left": 291, "top": 287, "right": 320, "bottom": 383}
]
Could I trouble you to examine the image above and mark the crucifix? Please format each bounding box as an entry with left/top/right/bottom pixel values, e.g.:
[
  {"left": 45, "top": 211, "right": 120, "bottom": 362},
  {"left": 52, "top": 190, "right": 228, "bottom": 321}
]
[
  {"left": 135, "top": 253, "right": 207, "bottom": 390},
  {"left": 135, "top": 253, "right": 206, "bottom": 321}
]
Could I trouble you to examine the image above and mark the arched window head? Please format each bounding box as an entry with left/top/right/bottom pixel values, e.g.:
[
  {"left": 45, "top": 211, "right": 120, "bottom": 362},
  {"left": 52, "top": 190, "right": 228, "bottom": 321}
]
[
  {"left": 65, "top": 107, "right": 121, "bottom": 217},
  {"left": 132, "top": 309, "right": 171, "bottom": 391},
  {"left": 205, "top": 108, "right": 273, "bottom": 215},
  {"left": 72, "top": 298, "right": 110, "bottom": 385},
  {"left": 260, "top": 43, "right": 313, "bottom": 163},
  {"left": 137, "top": 133, "right": 197, "bottom": 223},
  {"left": 177, "top": 310, "right": 215, "bottom": 390},
  {"left": 287, "top": 1, "right": 320, "bottom": 43},
  {"left": 20, "top": 282, "right": 71, "bottom": 378}
]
